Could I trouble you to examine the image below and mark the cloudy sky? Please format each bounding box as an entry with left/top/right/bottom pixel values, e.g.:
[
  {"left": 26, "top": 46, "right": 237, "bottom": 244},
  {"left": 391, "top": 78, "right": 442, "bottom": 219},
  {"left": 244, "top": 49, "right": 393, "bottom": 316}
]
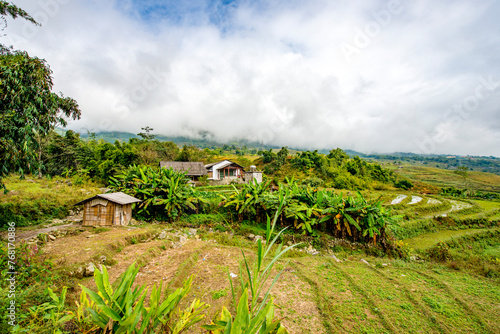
[{"left": 3, "top": 0, "right": 500, "bottom": 156}]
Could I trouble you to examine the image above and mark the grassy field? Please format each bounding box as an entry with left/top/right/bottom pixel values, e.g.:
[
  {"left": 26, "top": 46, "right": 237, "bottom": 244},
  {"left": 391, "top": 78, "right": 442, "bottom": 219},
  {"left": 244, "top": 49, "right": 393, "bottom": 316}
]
[
  {"left": 0, "top": 175, "right": 102, "bottom": 227},
  {"left": 1, "top": 166, "right": 500, "bottom": 333},
  {"left": 388, "top": 165, "right": 500, "bottom": 193},
  {"left": 6, "top": 224, "right": 497, "bottom": 333}
]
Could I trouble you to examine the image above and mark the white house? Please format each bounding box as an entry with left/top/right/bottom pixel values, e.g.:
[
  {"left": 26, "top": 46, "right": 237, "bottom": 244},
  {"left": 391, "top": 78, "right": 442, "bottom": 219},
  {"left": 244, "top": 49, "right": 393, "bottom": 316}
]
[{"left": 205, "top": 160, "right": 245, "bottom": 181}]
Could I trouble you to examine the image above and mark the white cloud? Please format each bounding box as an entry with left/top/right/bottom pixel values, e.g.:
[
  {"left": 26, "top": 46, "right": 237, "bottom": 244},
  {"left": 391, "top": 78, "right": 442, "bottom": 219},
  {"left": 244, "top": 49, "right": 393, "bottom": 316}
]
[{"left": 3, "top": 0, "right": 500, "bottom": 156}]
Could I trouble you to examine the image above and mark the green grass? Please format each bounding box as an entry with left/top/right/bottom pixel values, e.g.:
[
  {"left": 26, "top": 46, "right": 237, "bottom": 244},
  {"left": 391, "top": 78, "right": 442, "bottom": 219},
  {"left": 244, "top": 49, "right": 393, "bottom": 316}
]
[
  {"left": 291, "top": 255, "right": 500, "bottom": 333},
  {"left": 211, "top": 288, "right": 228, "bottom": 300},
  {"left": 0, "top": 174, "right": 102, "bottom": 228},
  {"left": 392, "top": 165, "right": 500, "bottom": 193},
  {"left": 472, "top": 199, "right": 500, "bottom": 211},
  {"left": 404, "top": 228, "right": 489, "bottom": 250}
]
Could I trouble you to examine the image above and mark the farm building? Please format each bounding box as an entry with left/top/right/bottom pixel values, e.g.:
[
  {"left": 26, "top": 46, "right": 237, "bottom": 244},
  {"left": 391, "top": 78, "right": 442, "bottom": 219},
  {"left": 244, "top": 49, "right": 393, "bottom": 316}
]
[
  {"left": 159, "top": 161, "right": 207, "bottom": 180},
  {"left": 74, "top": 192, "right": 141, "bottom": 227},
  {"left": 205, "top": 160, "right": 245, "bottom": 181},
  {"left": 244, "top": 165, "right": 263, "bottom": 184}
]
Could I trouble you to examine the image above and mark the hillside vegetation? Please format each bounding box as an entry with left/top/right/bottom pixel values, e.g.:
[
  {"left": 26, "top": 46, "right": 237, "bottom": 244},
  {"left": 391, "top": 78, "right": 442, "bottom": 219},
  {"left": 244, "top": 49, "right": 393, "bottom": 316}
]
[{"left": 1, "top": 131, "right": 500, "bottom": 333}]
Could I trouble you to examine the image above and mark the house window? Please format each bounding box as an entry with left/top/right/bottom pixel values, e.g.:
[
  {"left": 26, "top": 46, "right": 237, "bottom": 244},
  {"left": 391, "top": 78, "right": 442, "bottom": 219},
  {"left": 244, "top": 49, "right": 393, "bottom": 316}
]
[
  {"left": 218, "top": 170, "right": 224, "bottom": 179},
  {"left": 229, "top": 169, "right": 235, "bottom": 177}
]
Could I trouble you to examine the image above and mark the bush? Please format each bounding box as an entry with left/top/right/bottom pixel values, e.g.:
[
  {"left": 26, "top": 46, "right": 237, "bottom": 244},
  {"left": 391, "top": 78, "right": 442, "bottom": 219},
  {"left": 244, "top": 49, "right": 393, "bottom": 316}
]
[
  {"left": 426, "top": 242, "right": 453, "bottom": 262},
  {"left": 394, "top": 179, "right": 413, "bottom": 190},
  {"left": 301, "top": 177, "right": 324, "bottom": 188}
]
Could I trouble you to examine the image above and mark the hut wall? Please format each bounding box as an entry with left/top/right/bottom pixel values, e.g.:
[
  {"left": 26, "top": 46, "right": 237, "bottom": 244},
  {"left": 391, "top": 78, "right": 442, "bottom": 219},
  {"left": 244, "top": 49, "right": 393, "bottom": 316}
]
[
  {"left": 82, "top": 201, "right": 115, "bottom": 226},
  {"left": 112, "top": 204, "right": 132, "bottom": 226}
]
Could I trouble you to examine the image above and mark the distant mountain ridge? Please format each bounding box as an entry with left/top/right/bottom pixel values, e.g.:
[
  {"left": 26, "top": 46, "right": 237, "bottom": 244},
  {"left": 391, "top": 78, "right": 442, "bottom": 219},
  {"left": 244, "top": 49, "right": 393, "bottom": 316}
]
[
  {"left": 77, "top": 130, "right": 279, "bottom": 150},
  {"left": 62, "top": 129, "right": 500, "bottom": 174}
]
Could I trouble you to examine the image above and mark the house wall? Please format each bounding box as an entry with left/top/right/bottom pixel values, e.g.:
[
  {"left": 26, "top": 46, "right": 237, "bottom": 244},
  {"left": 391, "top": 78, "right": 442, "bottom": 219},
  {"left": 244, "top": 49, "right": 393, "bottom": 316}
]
[
  {"left": 211, "top": 162, "right": 243, "bottom": 180},
  {"left": 245, "top": 171, "right": 263, "bottom": 184},
  {"left": 210, "top": 177, "right": 245, "bottom": 186}
]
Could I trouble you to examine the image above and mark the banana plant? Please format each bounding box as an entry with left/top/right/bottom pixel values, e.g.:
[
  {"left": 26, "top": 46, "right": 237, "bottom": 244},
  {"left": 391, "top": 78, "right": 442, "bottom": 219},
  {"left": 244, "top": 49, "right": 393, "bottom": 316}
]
[
  {"left": 224, "top": 179, "right": 271, "bottom": 222},
  {"left": 284, "top": 200, "right": 321, "bottom": 234},
  {"left": 110, "top": 165, "right": 203, "bottom": 221}
]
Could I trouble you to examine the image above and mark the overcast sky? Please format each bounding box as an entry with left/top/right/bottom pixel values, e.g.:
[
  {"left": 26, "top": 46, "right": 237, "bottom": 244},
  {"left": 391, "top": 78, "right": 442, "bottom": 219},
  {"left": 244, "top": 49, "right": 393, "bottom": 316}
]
[{"left": 3, "top": 0, "right": 500, "bottom": 156}]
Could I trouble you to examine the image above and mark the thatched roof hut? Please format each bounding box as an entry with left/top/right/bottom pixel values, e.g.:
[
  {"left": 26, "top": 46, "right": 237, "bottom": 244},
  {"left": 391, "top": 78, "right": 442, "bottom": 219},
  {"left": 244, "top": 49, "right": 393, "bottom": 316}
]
[
  {"left": 159, "top": 161, "right": 207, "bottom": 180},
  {"left": 74, "top": 192, "right": 141, "bottom": 227}
]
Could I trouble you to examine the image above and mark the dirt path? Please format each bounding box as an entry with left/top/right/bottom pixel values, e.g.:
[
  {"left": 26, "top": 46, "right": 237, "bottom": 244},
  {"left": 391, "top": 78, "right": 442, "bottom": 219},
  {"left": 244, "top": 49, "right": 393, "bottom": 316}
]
[{"left": 3, "top": 223, "right": 78, "bottom": 241}]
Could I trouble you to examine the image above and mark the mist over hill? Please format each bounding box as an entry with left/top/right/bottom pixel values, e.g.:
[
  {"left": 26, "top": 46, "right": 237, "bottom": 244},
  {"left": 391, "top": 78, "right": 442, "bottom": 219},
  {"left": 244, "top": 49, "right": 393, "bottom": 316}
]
[{"left": 72, "top": 130, "right": 500, "bottom": 175}]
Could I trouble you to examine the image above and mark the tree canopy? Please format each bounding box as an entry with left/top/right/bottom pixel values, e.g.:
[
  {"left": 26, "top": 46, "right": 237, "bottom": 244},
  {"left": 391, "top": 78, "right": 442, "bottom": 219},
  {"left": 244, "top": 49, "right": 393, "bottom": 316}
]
[{"left": 0, "top": 2, "right": 81, "bottom": 190}]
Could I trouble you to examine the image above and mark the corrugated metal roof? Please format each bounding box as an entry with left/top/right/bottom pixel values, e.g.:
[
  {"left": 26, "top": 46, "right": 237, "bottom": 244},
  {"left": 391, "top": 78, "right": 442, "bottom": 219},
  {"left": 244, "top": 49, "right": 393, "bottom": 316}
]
[
  {"left": 74, "top": 192, "right": 142, "bottom": 206},
  {"left": 159, "top": 161, "right": 207, "bottom": 176},
  {"left": 97, "top": 192, "right": 142, "bottom": 205},
  {"left": 206, "top": 160, "right": 245, "bottom": 171}
]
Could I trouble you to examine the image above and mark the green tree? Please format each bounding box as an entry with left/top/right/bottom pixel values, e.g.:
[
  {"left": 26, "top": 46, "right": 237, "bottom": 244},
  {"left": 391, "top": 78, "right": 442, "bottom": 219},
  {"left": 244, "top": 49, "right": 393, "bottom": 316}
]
[
  {"left": 137, "top": 126, "right": 156, "bottom": 141},
  {"left": 0, "top": 3, "right": 81, "bottom": 189},
  {"left": 327, "top": 147, "right": 349, "bottom": 166},
  {"left": 276, "top": 146, "right": 288, "bottom": 166},
  {"left": 0, "top": 1, "right": 35, "bottom": 21},
  {"left": 454, "top": 166, "right": 471, "bottom": 194}
]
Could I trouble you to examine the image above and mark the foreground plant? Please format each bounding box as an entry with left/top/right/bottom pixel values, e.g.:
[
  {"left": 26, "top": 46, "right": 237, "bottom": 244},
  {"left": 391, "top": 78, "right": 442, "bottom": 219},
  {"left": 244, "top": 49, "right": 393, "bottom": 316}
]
[
  {"left": 12, "top": 287, "right": 73, "bottom": 334},
  {"left": 203, "top": 193, "right": 297, "bottom": 333},
  {"left": 80, "top": 262, "right": 208, "bottom": 333}
]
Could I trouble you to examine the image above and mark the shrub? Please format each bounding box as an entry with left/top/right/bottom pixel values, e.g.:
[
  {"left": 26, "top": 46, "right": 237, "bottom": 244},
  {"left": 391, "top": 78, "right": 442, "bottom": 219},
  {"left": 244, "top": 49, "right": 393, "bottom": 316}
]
[
  {"left": 394, "top": 179, "right": 413, "bottom": 190},
  {"left": 426, "top": 242, "right": 453, "bottom": 262}
]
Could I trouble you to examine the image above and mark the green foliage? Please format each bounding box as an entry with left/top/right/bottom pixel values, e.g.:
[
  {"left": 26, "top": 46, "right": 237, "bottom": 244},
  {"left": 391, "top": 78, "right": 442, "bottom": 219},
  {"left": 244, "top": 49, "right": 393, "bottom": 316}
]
[
  {"left": 301, "top": 176, "right": 324, "bottom": 188},
  {"left": 0, "top": 1, "right": 38, "bottom": 27},
  {"left": 203, "top": 288, "right": 287, "bottom": 334},
  {"left": 176, "top": 144, "right": 204, "bottom": 162},
  {"left": 137, "top": 126, "right": 157, "bottom": 141},
  {"left": 224, "top": 179, "right": 271, "bottom": 223},
  {"left": 110, "top": 165, "right": 202, "bottom": 222},
  {"left": 0, "top": 240, "right": 63, "bottom": 331},
  {"left": 223, "top": 180, "right": 399, "bottom": 245},
  {"left": 421, "top": 229, "right": 500, "bottom": 278},
  {"left": 12, "top": 287, "right": 73, "bottom": 334},
  {"left": 394, "top": 179, "right": 414, "bottom": 190},
  {"left": 211, "top": 288, "right": 228, "bottom": 300},
  {"left": 259, "top": 147, "right": 395, "bottom": 190},
  {"left": 440, "top": 187, "right": 467, "bottom": 197},
  {"left": 0, "top": 175, "right": 101, "bottom": 228},
  {"left": 0, "top": 241, "right": 54, "bottom": 289},
  {"left": 425, "top": 242, "right": 453, "bottom": 262},
  {"left": 0, "top": 50, "right": 81, "bottom": 189},
  {"left": 80, "top": 263, "right": 208, "bottom": 333}
]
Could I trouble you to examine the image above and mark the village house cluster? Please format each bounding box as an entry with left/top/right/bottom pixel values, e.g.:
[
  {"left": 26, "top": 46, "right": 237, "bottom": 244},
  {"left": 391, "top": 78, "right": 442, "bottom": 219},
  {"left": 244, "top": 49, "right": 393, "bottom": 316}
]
[{"left": 75, "top": 160, "right": 262, "bottom": 227}]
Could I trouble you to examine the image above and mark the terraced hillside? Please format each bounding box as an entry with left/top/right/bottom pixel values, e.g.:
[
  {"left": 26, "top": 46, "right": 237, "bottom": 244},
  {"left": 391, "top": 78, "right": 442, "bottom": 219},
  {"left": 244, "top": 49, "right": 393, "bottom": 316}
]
[
  {"left": 389, "top": 165, "right": 500, "bottom": 193},
  {"left": 7, "top": 188, "right": 499, "bottom": 334},
  {"left": 2, "top": 173, "right": 499, "bottom": 333}
]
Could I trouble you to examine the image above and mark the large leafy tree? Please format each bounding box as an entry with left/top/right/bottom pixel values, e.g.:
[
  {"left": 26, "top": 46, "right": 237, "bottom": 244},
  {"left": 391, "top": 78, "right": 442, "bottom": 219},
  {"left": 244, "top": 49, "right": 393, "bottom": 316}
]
[
  {"left": 0, "top": 1, "right": 81, "bottom": 189},
  {"left": 0, "top": 1, "right": 37, "bottom": 30}
]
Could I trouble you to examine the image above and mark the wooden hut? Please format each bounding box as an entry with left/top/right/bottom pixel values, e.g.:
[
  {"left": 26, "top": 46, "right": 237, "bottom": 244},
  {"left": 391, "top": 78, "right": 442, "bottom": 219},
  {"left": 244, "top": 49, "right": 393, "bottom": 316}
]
[
  {"left": 159, "top": 161, "right": 207, "bottom": 180},
  {"left": 74, "top": 192, "right": 141, "bottom": 227}
]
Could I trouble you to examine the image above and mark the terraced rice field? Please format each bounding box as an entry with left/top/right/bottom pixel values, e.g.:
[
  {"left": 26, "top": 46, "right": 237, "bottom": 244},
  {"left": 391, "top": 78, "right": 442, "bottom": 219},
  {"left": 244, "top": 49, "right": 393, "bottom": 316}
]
[{"left": 36, "top": 223, "right": 500, "bottom": 333}]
